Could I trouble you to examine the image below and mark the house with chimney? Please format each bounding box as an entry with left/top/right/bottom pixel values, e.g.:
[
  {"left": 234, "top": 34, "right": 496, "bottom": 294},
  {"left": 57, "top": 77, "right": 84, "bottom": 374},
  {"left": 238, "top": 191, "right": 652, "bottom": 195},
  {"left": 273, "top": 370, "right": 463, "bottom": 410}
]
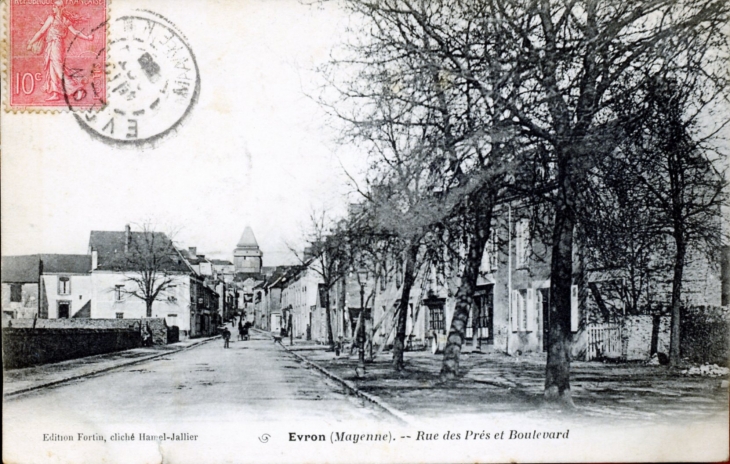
[{"left": 87, "top": 225, "right": 217, "bottom": 338}]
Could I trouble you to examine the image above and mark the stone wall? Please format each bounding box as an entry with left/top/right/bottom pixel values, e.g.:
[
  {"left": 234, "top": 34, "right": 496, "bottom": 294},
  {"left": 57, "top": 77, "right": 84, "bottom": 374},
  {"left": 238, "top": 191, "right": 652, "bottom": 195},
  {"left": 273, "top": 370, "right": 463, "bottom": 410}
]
[
  {"left": 2, "top": 327, "right": 141, "bottom": 369},
  {"left": 622, "top": 315, "right": 670, "bottom": 361},
  {"left": 583, "top": 308, "right": 728, "bottom": 363},
  {"left": 4, "top": 318, "right": 169, "bottom": 345},
  {"left": 681, "top": 306, "right": 730, "bottom": 365}
]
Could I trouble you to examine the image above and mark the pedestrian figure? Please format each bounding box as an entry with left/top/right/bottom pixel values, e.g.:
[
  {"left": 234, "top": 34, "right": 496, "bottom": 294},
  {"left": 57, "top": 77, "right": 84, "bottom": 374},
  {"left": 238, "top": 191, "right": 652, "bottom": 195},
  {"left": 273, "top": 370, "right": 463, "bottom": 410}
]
[
  {"left": 141, "top": 322, "right": 152, "bottom": 347},
  {"left": 238, "top": 320, "right": 244, "bottom": 341},
  {"left": 222, "top": 327, "right": 231, "bottom": 348}
]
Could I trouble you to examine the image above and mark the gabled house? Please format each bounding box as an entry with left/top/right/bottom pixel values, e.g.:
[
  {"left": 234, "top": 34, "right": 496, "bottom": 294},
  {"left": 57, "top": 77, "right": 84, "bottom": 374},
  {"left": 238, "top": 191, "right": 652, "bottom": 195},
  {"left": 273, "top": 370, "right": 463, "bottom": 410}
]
[
  {"left": 252, "top": 265, "right": 302, "bottom": 333},
  {"left": 88, "top": 225, "right": 203, "bottom": 338},
  {"left": 40, "top": 254, "right": 93, "bottom": 319},
  {"left": 2, "top": 254, "right": 93, "bottom": 322}
]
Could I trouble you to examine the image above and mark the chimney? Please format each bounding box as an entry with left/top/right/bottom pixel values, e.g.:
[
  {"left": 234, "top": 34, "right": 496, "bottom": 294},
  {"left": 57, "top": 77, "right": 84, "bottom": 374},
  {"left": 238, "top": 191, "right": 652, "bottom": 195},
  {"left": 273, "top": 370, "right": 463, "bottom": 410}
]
[
  {"left": 189, "top": 247, "right": 197, "bottom": 256},
  {"left": 91, "top": 250, "right": 98, "bottom": 270},
  {"left": 124, "top": 224, "right": 131, "bottom": 252}
]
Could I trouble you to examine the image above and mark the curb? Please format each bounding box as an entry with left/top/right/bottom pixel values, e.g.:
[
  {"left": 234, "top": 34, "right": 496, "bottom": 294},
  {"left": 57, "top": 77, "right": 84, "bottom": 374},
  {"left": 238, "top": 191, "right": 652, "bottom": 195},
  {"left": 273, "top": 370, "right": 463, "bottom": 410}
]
[
  {"left": 277, "top": 341, "right": 413, "bottom": 425},
  {"left": 4, "top": 336, "right": 218, "bottom": 398}
]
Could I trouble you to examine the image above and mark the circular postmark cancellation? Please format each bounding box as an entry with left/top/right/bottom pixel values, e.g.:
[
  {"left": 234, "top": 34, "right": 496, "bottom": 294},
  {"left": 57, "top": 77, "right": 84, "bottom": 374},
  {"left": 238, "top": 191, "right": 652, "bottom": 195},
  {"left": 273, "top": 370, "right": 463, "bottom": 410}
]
[{"left": 72, "top": 10, "right": 200, "bottom": 146}]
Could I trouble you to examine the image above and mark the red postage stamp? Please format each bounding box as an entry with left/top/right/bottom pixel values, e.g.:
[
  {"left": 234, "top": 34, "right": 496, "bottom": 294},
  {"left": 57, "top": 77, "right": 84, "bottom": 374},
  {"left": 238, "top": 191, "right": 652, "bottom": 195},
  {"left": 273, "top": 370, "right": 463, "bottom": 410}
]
[{"left": 8, "top": 0, "right": 107, "bottom": 110}]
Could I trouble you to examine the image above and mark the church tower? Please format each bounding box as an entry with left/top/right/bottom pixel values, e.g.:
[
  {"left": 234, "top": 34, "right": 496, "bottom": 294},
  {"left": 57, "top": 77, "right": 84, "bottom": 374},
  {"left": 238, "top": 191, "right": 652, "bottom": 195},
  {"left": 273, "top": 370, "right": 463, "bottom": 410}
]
[{"left": 233, "top": 226, "right": 263, "bottom": 274}]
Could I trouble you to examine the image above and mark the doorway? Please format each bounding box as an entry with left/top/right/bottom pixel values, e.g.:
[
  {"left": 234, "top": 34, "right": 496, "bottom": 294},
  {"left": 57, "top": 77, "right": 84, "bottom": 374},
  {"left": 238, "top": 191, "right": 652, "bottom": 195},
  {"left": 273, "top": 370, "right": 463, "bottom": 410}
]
[
  {"left": 473, "top": 285, "right": 494, "bottom": 346},
  {"left": 58, "top": 301, "right": 71, "bottom": 318}
]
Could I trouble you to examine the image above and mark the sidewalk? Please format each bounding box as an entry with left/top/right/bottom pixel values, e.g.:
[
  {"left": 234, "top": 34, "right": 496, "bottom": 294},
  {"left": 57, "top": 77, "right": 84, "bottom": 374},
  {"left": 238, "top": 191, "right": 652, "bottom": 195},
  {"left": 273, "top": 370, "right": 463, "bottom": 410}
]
[
  {"left": 281, "top": 342, "right": 730, "bottom": 424},
  {"left": 3, "top": 336, "right": 218, "bottom": 397}
]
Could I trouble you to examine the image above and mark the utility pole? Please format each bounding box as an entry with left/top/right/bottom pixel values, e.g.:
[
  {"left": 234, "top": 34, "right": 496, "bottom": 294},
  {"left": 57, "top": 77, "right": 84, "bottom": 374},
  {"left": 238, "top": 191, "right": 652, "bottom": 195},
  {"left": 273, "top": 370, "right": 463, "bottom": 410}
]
[{"left": 356, "top": 269, "right": 368, "bottom": 376}]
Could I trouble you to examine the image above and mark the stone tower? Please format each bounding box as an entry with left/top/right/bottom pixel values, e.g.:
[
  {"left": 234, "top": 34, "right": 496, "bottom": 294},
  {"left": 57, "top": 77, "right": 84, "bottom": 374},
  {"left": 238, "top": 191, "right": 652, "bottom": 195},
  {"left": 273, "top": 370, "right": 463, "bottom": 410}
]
[{"left": 233, "top": 226, "right": 262, "bottom": 274}]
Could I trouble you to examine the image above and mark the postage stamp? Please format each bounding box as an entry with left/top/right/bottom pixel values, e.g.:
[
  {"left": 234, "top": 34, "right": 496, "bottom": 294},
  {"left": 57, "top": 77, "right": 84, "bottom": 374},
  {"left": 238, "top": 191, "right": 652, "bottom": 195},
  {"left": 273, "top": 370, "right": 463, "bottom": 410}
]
[
  {"left": 73, "top": 10, "right": 200, "bottom": 147},
  {"left": 7, "top": 0, "right": 107, "bottom": 111}
]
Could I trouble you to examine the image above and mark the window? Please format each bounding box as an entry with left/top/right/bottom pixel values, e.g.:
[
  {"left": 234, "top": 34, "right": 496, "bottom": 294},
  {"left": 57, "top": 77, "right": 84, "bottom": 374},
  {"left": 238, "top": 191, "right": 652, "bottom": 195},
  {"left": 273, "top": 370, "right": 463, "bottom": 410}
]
[
  {"left": 116, "top": 312, "right": 124, "bottom": 319},
  {"left": 58, "top": 276, "right": 71, "bottom": 295},
  {"left": 10, "top": 284, "right": 22, "bottom": 303},
  {"left": 511, "top": 289, "right": 537, "bottom": 332},
  {"left": 515, "top": 219, "right": 530, "bottom": 267},
  {"left": 428, "top": 306, "right": 445, "bottom": 331},
  {"left": 481, "top": 228, "right": 499, "bottom": 272},
  {"left": 114, "top": 285, "right": 124, "bottom": 301}
]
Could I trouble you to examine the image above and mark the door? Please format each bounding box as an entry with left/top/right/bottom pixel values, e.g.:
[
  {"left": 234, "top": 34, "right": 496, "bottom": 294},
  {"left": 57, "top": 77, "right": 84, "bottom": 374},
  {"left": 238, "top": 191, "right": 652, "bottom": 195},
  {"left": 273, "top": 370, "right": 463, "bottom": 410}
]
[
  {"left": 473, "top": 285, "right": 494, "bottom": 345},
  {"left": 58, "top": 301, "right": 70, "bottom": 318}
]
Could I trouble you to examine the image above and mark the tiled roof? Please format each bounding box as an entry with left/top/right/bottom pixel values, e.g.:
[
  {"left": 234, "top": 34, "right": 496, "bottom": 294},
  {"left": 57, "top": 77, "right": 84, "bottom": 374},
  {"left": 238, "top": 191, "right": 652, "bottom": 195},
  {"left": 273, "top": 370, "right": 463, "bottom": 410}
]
[
  {"left": 266, "top": 265, "right": 305, "bottom": 288},
  {"left": 211, "top": 259, "right": 233, "bottom": 265},
  {"left": 178, "top": 247, "right": 206, "bottom": 265},
  {"left": 40, "top": 254, "right": 92, "bottom": 274},
  {"left": 1, "top": 255, "right": 41, "bottom": 283},
  {"left": 89, "top": 230, "right": 189, "bottom": 272}
]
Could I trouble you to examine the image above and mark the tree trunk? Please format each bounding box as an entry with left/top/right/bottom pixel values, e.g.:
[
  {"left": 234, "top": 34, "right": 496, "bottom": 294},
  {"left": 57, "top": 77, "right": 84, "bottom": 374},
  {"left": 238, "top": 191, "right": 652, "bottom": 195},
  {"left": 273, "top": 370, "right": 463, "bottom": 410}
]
[
  {"left": 324, "top": 288, "right": 334, "bottom": 350},
  {"left": 472, "top": 298, "right": 481, "bottom": 352},
  {"left": 668, "top": 232, "right": 685, "bottom": 366},
  {"left": 338, "top": 276, "right": 347, "bottom": 339},
  {"left": 545, "top": 191, "right": 575, "bottom": 406},
  {"left": 146, "top": 300, "right": 153, "bottom": 318},
  {"left": 393, "top": 243, "right": 419, "bottom": 371},
  {"left": 650, "top": 312, "right": 660, "bottom": 356},
  {"left": 440, "top": 204, "right": 492, "bottom": 379}
]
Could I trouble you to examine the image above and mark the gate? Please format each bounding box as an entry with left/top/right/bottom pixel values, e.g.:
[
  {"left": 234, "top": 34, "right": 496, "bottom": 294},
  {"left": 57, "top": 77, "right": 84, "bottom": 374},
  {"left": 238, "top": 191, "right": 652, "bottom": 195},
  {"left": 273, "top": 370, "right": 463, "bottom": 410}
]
[{"left": 586, "top": 323, "right": 622, "bottom": 360}]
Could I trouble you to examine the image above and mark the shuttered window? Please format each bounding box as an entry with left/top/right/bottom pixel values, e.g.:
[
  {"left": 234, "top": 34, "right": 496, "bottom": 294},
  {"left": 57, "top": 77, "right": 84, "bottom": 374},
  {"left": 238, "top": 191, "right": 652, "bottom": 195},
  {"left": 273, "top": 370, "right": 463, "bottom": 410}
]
[{"left": 511, "top": 289, "right": 537, "bottom": 332}]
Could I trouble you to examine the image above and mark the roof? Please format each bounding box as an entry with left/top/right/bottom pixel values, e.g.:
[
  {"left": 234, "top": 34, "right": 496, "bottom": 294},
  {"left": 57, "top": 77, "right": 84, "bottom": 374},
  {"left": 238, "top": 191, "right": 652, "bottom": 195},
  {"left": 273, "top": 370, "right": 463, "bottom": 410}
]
[
  {"left": 236, "top": 226, "right": 259, "bottom": 248},
  {"left": 89, "top": 230, "right": 189, "bottom": 273},
  {"left": 40, "top": 254, "right": 92, "bottom": 274},
  {"left": 2, "top": 254, "right": 94, "bottom": 282},
  {"left": 211, "top": 259, "right": 233, "bottom": 265},
  {"left": 266, "top": 265, "right": 306, "bottom": 288},
  {"left": 178, "top": 247, "right": 211, "bottom": 265},
  {"left": 1, "top": 255, "right": 41, "bottom": 283}
]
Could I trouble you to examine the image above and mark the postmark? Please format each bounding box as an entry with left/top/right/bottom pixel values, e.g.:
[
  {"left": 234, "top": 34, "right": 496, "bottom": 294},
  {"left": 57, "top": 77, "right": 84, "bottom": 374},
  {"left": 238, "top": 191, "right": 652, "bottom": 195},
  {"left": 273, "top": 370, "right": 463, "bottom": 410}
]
[
  {"left": 73, "top": 10, "right": 200, "bottom": 147},
  {"left": 7, "top": 0, "right": 107, "bottom": 111}
]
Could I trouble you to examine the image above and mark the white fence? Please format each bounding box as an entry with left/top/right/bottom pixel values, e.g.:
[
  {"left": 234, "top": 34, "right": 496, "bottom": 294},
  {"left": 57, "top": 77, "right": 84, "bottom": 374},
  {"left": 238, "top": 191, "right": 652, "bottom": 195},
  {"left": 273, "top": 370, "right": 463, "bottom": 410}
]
[{"left": 586, "top": 323, "right": 622, "bottom": 360}]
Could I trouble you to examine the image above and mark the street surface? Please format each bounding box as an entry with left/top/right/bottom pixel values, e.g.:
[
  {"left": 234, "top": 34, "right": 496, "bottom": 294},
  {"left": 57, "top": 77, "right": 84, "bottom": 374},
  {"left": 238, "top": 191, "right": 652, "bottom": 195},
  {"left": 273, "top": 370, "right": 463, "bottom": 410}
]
[
  {"left": 3, "top": 333, "right": 728, "bottom": 464},
  {"left": 4, "top": 331, "right": 391, "bottom": 426}
]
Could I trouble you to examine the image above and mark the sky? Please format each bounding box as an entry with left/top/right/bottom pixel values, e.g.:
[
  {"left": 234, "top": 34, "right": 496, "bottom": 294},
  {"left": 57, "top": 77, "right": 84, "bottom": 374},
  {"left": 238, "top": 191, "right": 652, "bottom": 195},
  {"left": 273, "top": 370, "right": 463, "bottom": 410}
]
[{"left": 1, "top": 0, "right": 365, "bottom": 266}]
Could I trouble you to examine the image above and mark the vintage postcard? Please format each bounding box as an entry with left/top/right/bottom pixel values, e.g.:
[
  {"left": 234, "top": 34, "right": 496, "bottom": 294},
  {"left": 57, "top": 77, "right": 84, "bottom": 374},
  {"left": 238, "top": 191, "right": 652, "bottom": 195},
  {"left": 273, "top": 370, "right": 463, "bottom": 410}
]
[{"left": 2, "top": 0, "right": 729, "bottom": 463}]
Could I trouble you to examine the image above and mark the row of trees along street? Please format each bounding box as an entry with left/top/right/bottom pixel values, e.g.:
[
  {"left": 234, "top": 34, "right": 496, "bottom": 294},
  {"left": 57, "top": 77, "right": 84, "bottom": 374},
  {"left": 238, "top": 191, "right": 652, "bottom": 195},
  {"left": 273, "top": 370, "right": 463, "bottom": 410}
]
[{"left": 297, "top": 0, "right": 729, "bottom": 407}]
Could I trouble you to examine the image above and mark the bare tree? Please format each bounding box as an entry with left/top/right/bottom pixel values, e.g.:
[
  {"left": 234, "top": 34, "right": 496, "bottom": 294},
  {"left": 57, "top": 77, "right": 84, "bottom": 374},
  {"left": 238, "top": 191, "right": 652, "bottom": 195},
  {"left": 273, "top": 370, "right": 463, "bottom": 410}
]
[
  {"left": 327, "top": 0, "right": 728, "bottom": 398},
  {"left": 322, "top": 0, "right": 515, "bottom": 373},
  {"left": 474, "top": 0, "right": 729, "bottom": 404},
  {"left": 109, "top": 223, "right": 186, "bottom": 318},
  {"left": 291, "top": 210, "right": 352, "bottom": 350},
  {"left": 614, "top": 76, "right": 728, "bottom": 365}
]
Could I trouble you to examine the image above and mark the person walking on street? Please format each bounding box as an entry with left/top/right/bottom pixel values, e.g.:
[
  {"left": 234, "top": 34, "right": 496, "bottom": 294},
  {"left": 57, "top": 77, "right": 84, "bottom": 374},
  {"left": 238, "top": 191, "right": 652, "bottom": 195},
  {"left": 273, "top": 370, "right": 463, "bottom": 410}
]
[{"left": 222, "top": 327, "right": 231, "bottom": 348}]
